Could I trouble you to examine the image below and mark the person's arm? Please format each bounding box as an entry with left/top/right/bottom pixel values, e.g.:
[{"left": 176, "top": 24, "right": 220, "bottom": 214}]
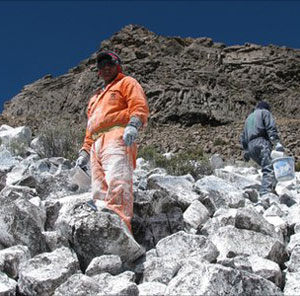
[
  {"left": 241, "top": 128, "right": 248, "bottom": 150},
  {"left": 263, "top": 110, "right": 280, "bottom": 144},
  {"left": 79, "top": 94, "right": 97, "bottom": 154},
  {"left": 124, "top": 77, "right": 149, "bottom": 127},
  {"left": 76, "top": 125, "right": 92, "bottom": 168},
  {"left": 122, "top": 77, "right": 149, "bottom": 146},
  {"left": 81, "top": 131, "right": 94, "bottom": 154}
]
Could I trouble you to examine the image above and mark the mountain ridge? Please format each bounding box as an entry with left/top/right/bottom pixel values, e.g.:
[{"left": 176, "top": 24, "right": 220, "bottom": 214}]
[{"left": 1, "top": 24, "right": 300, "bottom": 162}]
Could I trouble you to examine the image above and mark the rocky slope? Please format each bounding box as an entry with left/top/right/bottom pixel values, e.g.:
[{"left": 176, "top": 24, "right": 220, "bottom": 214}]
[
  {"left": 1, "top": 125, "right": 300, "bottom": 295},
  {"left": 1, "top": 24, "right": 300, "bottom": 161}
]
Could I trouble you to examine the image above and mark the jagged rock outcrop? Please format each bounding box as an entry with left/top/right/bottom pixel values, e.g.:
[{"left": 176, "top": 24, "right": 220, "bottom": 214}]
[{"left": 1, "top": 24, "right": 300, "bottom": 162}]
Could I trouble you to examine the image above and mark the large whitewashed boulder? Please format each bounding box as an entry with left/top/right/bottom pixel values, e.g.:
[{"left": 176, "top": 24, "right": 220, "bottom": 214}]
[
  {"left": 0, "top": 148, "right": 19, "bottom": 172},
  {"left": 0, "top": 125, "right": 32, "bottom": 156},
  {"left": 5, "top": 156, "right": 75, "bottom": 199},
  {"left": 91, "top": 272, "right": 139, "bottom": 296},
  {"left": 54, "top": 273, "right": 102, "bottom": 296},
  {"left": 133, "top": 189, "right": 184, "bottom": 250},
  {"left": 147, "top": 174, "right": 199, "bottom": 208},
  {"left": 247, "top": 255, "right": 283, "bottom": 288},
  {"left": 284, "top": 272, "right": 300, "bottom": 296},
  {"left": 85, "top": 254, "right": 122, "bottom": 276},
  {"left": 183, "top": 199, "right": 210, "bottom": 230},
  {"left": 214, "top": 165, "right": 260, "bottom": 190},
  {"left": 0, "top": 193, "right": 47, "bottom": 255},
  {"left": 0, "top": 271, "right": 17, "bottom": 296},
  {"left": 141, "top": 256, "right": 181, "bottom": 285},
  {"left": 155, "top": 231, "right": 219, "bottom": 263},
  {"left": 287, "top": 232, "right": 300, "bottom": 253},
  {"left": 208, "top": 225, "right": 287, "bottom": 265},
  {"left": 0, "top": 245, "right": 30, "bottom": 279},
  {"left": 201, "top": 207, "right": 283, "bottom": 242},
  {"left": 165, "top": 260, "right": 283, "bottom": 296},
  {"left": 286, "top": 204, "right": 300, "bottom": 228},
  {"left": 287, "top": 245, "right": 300, "bottom": 272},
  {"left": 219, "top": 254, "right": 283, "bottom": 287},
  {"left": 138, "top": 281, "right": 167, "bottom": 296},
  {"left": 55, "top": 194, "right": 145, "bottom": 269},
  {"left": 194, "top": 175, "right": 245, "bottom": 214},
  {"left": 18, "top": 247, "right": 80, "bottom": 296}
]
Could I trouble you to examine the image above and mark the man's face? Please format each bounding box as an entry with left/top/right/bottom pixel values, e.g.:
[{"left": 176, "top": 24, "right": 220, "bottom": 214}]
[{"left": 98, "top": 60, "right": 119, "bottom": 84}]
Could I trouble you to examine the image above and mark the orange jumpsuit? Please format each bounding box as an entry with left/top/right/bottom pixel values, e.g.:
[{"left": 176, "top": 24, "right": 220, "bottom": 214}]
[{"left": 82, "top": 73, "right": 149, "bottom": 231}]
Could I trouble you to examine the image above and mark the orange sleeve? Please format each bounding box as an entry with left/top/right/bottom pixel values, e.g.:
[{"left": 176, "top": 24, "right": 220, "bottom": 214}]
[
  {"left": 123, "top": 77, "right": 149, "bottom": 127},
  {"left": 81, "top": 131, "right": 94, "bottom": 154},
  {"left": 81, "top": 93, "right": 98, "bottom": 153}
]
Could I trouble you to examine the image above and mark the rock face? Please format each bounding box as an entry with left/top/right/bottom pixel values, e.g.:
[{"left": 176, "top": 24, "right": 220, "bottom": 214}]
[{"left": 1, "top": 24, "right": 300, "bottom": 161}]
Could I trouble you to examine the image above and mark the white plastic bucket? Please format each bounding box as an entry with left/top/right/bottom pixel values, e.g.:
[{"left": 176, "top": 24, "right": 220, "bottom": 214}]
[
  {"left": 70, "top": 166, "right": 91, "bottom": 191},
  {"left": 272, "top": 156, "right": 295, "bottom": 182}
]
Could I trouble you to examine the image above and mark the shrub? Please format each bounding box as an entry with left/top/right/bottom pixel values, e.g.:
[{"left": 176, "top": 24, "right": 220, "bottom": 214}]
[
  {"left": 5, "top": 139, "right": 26, "bottom": 156},
  {"left": 37, "top": 120, "right": 85, "bottom": 161},
  {"left": 138, "top": 145, "right": 168, "bottom": 167},
  {"left": 213, "top": 138, "right": 227, "bottom": 146},
  {"left": 138, "top": 144, "right": 212, "bottom": 179},
  {"left": 295, "top": 161, "right": 300, "bottom": 172}
]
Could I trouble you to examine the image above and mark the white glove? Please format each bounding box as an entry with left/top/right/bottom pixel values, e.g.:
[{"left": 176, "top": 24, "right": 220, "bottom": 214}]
[
  {"left": 275, "top": 142, "right": 284, "bottom": 152},
  {"left": 123, "top": 126, "right": 138, "bottom": 146},
  {"left": 76, "top": 150, "right": 89, "bottom": 168},
  {"left": 123, "top": 116, "right": 142, "bottom": 146}
]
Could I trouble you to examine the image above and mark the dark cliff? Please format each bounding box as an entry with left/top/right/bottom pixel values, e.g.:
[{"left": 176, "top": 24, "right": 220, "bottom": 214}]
[{"left": 1, "top": 25, "right": 300, "bottom": 161}]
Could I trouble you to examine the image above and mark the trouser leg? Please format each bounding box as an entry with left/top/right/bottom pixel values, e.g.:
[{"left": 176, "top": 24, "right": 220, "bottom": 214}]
[
  {"left": 260, "top": 144, "right": 276, "bottom": 195},
  {"left": 91, "top": 130, "right": 135, "bottom": 232},
  {"left": 91, "top": 143, "right": 108, "bottom": 201},
  {"left": 102, "top": 144, "right": 134, "bottom": 232},
  {"left": 248, "top": 138, "right": 276, "bottom": 196}
]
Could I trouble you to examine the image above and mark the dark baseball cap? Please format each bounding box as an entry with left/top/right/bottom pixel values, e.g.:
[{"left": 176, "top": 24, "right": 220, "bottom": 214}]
[{"left": 96, "top": 51, "right": 121, "bottom": 69}]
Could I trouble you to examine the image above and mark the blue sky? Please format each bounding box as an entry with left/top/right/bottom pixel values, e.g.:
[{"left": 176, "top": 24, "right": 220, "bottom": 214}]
[{"left": 1, "top": 1, "right": 300, "bottom": 112}]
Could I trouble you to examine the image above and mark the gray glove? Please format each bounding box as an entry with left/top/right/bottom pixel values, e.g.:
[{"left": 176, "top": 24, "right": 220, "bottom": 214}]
[
  {"left": 123, "top": 116, "right": 142, "bottom": 146},
  {"left": 275, "top": 142, "right": 284, "bottom": 152},
  {"left": 123, "top": 126, "right": 138, "bottom": 146},
  {"left": 76, "top": 150, "right": 89, "bottom": 168},
  {"left": 243, "top": 151, "right": 250, "bottom": 162}
]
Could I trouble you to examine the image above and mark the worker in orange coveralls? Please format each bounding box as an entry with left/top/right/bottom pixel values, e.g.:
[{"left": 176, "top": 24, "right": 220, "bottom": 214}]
[{"left": 76, "top": 51, "right": 149, "bottom": 232}]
